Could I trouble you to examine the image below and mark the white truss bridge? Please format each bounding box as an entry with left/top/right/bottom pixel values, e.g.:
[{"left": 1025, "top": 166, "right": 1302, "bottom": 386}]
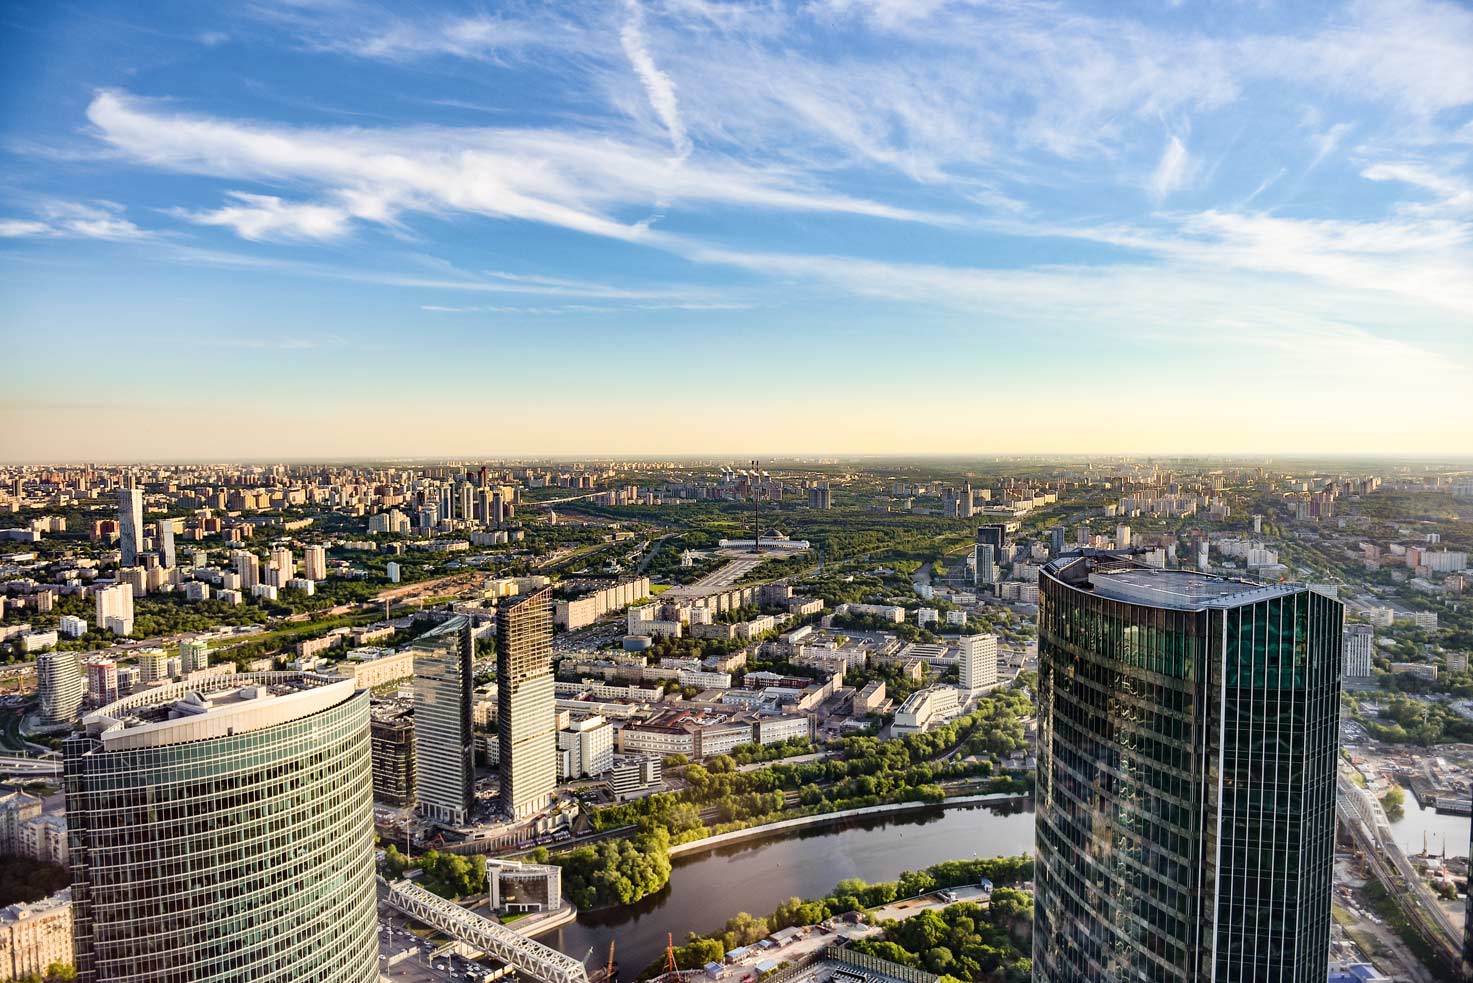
[{"left": 384, "top": 878, "right": 589, "bottom": 983}]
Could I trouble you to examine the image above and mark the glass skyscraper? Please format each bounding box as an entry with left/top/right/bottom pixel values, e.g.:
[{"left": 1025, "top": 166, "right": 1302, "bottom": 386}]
[
  {"left": 498, "top": 587, "right": 557, "bottom": 819},
  {"left": 1034, "top": 554, "right": 1342, "bottom": 982},
  {"left": 63, "top": 672, "right": 378, "bottom": 983},
  {"left": 412, "top": 615, "right": 475, "bottom": 825}
]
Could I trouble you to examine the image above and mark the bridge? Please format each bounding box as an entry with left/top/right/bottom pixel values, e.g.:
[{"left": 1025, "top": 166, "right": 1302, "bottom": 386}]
[
  {"left": 1337, "top": 774, "right": 1462, "bottom": 969},
  {"left": 383, "top": 878, "right": 589, "bottom": 983},
  {"left": 0, "top": 755, "right": 63, "bottom": 778}
]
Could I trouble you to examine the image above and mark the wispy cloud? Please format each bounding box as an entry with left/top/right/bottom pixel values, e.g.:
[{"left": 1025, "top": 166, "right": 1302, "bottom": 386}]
[
  {"left": 0, "top": 201, "right": 154, "bottom": 241},
  {"left": 620, "top": 0, "right": 691, "bottom": 161},
  {"left": 1148, "top": 136, "right": 1193, "bottom": 201},
  {"left": 173, "top": 192, "right": 355, "bottom": 241}
]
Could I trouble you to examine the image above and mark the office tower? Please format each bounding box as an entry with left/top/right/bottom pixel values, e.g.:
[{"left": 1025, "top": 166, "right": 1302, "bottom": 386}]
[
  {"left": 303, "top": 544, "right": 327, "bottom": 581},
  {"left": 35, "top": 651, "right": 83, "bottom": 726},
  {"left": 1050, "top": 526, "right": 1066, "bottom": 557},
  {"left": 116, "top": 486, "right": 143, "bottom": 567},
  {"left": 64, "top": 672, "right": 379, "bottom": 983},
  {"left": 1035, "top": 554, "right": 1342, "bottom": 982},
  {"left": 156, "top": 517, "right": 176, "bottom": 568},
  {"left": 371, "top": 705, "right": 417, "bottom": 807},
  {"left": 86, "top": 660, "right": 118, "bottom": 706},
  {"left": 179, "top": 639, "right": 210, "bottom": 674},
  {"left": 412, "top": 616, "right": 474, "bottom": 825},
  {"left": 94, "top": 583, "right": 134, "bottom": 637},
  {"left": 977, "top": 522, "right": 1014, "bottom": 569},
  {"left": 1342, "top": 623, "right": 1374, "bottom": 678},
  {"left": 497, "top": 588, "right": 557, "bottom": 819},
  {"left": 974, "top": 544, "right": 996, "bottom": 588},
  {"left": 233, "top": 550, "right": 260, "bottom": 589},
  {"left": 957, "top": 633, "right": 998, "bottom": 694}
]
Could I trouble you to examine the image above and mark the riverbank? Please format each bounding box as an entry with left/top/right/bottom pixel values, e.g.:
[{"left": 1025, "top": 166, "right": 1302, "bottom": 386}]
[
  {"left": 545, "top": 799, "right": 1037, "bottom": 975},
  {"left": 667, "top": 792, "right": 1032, "bottom": 859}
]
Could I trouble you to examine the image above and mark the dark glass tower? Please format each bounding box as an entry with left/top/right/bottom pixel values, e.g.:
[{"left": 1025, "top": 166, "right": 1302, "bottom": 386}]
[{"left": 1034, "top": 553, "right": 1342, "bottom": 982}]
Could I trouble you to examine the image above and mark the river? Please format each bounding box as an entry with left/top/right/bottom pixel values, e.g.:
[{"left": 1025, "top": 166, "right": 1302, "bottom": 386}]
[
  {"left": 545, "top": 801, "right": 1035, "bottom": 976},
  {"left": 1389, "top": 782, "right": 1471, "bottom": 859}
]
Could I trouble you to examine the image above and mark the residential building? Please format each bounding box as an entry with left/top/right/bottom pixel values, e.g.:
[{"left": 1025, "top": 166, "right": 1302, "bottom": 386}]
[
  {"left": 412, "top": 617, "right": 475, "bottom": 825},
  {"left": 1343, "top": 625, "right": 1374, "bottom": 678},
  {"left": 1034, "top": 555, "right": 1341, "bottom": 982},
  {"left": 179, "top": 639, "right": 210, "bottom": 674},
  {"left": 156, "top": 517, "right": 177, "bottom": 569},
  {"left": 63, "top": 673, "right": 379, "bottom": 983},
  {"left": 958, "top": 633, "right": 999, "bottom": 694},
  {"left": 0, "top": 890, "right": 72, "bottom": 983},
  {"left": 35, "top": 651, "right": 83, "bottom": 727},
  {"left": 85, "top": 661, "right": 118, "bottom": 706},
  {"left": 94, "top": 583, "right": 134, "bottom": 637},
  {"left": 304, "top": 544, "right": 328, "bottom": 581},
  {"left": 498, "top": 589, "right": 558, "bottom": 819},
  {"left": 58, "top": 615, "right": 87, "bottom": 639}
]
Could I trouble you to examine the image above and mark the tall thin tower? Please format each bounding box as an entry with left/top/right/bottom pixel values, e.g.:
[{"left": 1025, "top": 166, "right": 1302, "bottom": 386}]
[{"left": 497, "top": 588, "right": 557, "bottom": 819}]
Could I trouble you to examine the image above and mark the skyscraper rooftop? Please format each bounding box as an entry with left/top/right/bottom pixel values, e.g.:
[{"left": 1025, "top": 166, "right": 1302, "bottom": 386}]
[{"left": 1046, "top": 553, "right": 1300, "bottom": 610}]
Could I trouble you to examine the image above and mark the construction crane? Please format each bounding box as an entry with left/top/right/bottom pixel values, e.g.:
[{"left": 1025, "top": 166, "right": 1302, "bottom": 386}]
[
  {"left": 605, "top": 940, "right": 616, "bottom": 983},
  {"left": 664, "top": 933, "right": 679, "bottom": 977}
]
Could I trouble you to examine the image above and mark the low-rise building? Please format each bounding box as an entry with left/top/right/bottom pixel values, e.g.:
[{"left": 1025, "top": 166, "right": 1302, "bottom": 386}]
[{"left": 892, "top": 685, "right": 961, "bottom": 735}]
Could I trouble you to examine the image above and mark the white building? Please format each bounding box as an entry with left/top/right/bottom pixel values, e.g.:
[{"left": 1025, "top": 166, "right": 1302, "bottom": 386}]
[
  {"left": 35, "top": 651, "right": 83, "bottom": 726},
  {"left": 386, "top": 562, "right": 401, "bottom": 584},
  {"left": 958, "top": 633, "right": 999, "bottom": 694},
  {"left": 1342, "top": 625, "right": 1374, "bottom": 678},
  {"left": 95, "top": 582, "right": 134, "bottom": 637},
  {"left": 557, "top": 715, "right": 615, "bottom": 778},
  {"left": 58, "top": 615, "right": 88, "bottom": 639},
  {"left": 892, "top": 685, "right": 961, "bottom": 735}
]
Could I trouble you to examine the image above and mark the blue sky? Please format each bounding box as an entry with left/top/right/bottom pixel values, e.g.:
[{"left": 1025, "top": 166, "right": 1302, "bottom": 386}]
[{"left": 1, "top": 0, "right": 1471, "bottom": 460}]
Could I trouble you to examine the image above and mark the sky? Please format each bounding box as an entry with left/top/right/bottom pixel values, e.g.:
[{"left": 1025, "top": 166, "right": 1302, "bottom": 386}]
[{"left": 1, "top": 0, "right": 1471, "bottom": 462}]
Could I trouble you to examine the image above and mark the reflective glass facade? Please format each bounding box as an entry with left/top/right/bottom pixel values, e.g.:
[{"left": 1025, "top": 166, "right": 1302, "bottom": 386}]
[
  {"left": 1034, "top": 555, "right": 1341, "bottom": 983},
  {"left": 63, "top": 675, "right": 379, "bottom": 983}
]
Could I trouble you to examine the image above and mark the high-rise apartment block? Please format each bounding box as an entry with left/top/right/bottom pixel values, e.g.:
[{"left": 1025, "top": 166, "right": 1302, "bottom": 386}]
[
  {"left": 1035, "top": 554, "right": 1341, "bottom": 982},
  {"left": 497, "top": 588, "right": 558, "bottom": 819},
  {"left": 64, "top": 673, "right": 379, "bottom": 983},
  {"left": 233, "top": 550, "right": 260, "bottom": 590},
  {"left": 1342, "top": 624, "right": 1374, "bottom": 678},
  {"left": 179, "top": 638, "right": 210, "bottom": 674},
  {"left": 370, "top": 704, "right": 416, "bottom": 807},
  {"left": 304, "top": 544, "right": 328, "bottom": 581},
  {"left": 117, "top": 486, "right": 143, "bottom": 568},
  {"left": 94, "top": 583, "right": 134, "bottom": 637},
  {"left": 957, "top": 633, "right": 998, "bottom": 694},
  {"left": 85, "top": 660, "right": 118, "bottom": 706},
  {"left": 412, "top": 616, "right": 475, "bottom": 825},
  {"left": 35, "top": 651, "right": 83, "bottom": 726}
]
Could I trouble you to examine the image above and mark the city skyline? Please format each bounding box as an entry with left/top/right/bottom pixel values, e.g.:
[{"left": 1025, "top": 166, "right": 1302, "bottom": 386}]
[{"left": 2, "top": 0, "right": 1473, "bottom": 459}]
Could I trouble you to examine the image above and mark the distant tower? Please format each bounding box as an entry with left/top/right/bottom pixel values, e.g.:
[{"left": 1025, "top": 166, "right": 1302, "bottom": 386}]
[
  {"left": 117, "top": 486, "right": 144, "bottom": 567},
  {"left": 36, "top": 650, "right": 83, "bottom": 726},
  {"left": 751, "top": 460, "right": 762, "bottom": 552},
  {"left": 498, "top": 589, "right": 558, "bottom": 819},
  {"left": 156, "top": 517, "right": 177, "bottom": 568},
  {"left": 957, "top": 634, "right": 998, "bottom": 694}
]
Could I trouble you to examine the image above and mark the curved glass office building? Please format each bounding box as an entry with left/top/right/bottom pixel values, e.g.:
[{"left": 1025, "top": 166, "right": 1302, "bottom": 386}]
[
  {"left": 63, "top": 672, "right": 379, "bottom": 983},
  {"left": 1034, "top": 554, "right": 1341, "bottom": 982}
]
